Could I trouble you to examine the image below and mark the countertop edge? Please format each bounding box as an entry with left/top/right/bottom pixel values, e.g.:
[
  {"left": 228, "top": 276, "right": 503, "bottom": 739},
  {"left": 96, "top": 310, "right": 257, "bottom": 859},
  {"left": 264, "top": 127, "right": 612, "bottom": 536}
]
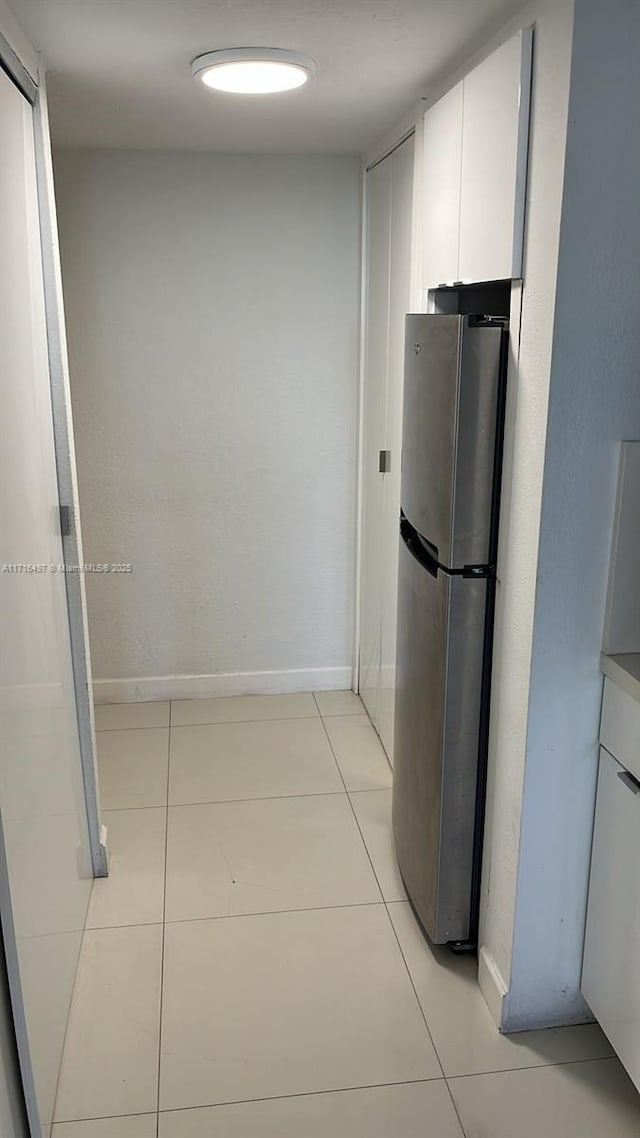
[{"left": 601, "top": 652, "right": 640, "bottom": 704}]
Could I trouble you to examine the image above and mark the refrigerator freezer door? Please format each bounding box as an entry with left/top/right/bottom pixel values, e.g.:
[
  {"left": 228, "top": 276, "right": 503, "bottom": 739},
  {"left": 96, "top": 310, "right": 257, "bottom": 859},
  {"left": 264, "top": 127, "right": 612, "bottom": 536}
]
[
  {"left": 392, "top": 532, "right": 487, "bottom": 943},
  {"left": 401, "top": 314, "right": 504, "bottom": 569}
]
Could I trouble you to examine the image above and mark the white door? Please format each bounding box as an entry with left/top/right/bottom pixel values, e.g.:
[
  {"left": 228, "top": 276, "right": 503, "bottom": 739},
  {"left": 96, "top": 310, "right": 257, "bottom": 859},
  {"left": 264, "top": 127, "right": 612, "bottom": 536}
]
[
  {"left": 359, "top": 136, "right": 415, "bottom": 757},
  {"left": 0, "top": 68, "right": 92, "bottom": 1135},
  {"left": 379, "top": 136, "right": 415, "bottom": 759},
  {"left": 359, "top": 157, "right": 391, "bottom": 725}
]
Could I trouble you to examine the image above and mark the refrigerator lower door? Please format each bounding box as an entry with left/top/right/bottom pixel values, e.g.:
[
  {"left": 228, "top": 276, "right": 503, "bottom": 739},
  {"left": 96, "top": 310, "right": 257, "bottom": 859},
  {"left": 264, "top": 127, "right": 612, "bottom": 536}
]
[{"left": 392, "top": 534, "right": 487, "bottom": 944}]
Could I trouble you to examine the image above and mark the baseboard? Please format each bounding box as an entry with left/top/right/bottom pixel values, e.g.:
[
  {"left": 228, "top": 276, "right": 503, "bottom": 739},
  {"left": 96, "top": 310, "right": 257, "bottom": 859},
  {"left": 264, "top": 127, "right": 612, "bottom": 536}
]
[
  {"left": 478, "top": 944, "right": 509, "bottom": 1030},
  {"left": 93, "top": 666, "right": 353, "bottom": 705}
]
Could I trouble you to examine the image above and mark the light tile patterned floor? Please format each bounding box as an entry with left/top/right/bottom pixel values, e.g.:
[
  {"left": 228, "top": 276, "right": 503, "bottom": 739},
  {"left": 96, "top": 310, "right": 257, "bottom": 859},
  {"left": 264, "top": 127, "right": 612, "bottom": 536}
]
[{"left": 51, "top": 692, "right": 640, "bottom": 1137}]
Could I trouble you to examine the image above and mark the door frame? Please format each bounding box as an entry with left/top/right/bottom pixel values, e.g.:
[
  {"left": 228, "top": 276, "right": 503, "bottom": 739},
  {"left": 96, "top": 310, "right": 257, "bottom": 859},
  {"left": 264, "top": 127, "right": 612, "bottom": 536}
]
[
  {"left": 32, "top": 75, "right": 108, "bottom": 880},
  {"left": 354, "top": 118, "right": 424, "bottom": 697},
  {"left": 0, "top": 19, "right": 105, "bottom": 1135},
  {"left": 0, "top": 32, "right": 106, "bottom": 881}
]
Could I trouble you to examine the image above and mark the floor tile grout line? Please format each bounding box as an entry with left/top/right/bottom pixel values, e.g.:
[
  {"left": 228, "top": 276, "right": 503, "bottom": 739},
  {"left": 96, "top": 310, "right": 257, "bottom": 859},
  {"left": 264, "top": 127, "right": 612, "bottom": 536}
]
[
  {"left": 49, "top": 921, "right": 93, "bottom": 1127},
  {"left": 96, "top": 690, "right": 364, "bottom": 733},
  {"left": 381, "top": 895, "right": 447, "bottom": 1081},
  {"left": 97, "top": 709, "right": 365, "bottom": 733},
  {"left": 165, "top": 898, "right": 388, "bottom": 925},
  {"left": 155, "top": 716, "right": 171, "bottom": 1138},
  {"left": 96, "top": 714, "right": 321, "bottom": 736},
  {"left": 319, "top": 697, "right": 446, "bottom": 1085},
  {"left": 53, "top": 1110, "right": 158, "bottom": 1126},
  {"left": 52, "top": 1052, "right": 622, "bottom": 1126},
  {"left": 315, "top": 707, "right": 389, "bottom": 904},
  {"left": 82, "top": 901, "right": 391, "bottom": 934},
  {"left": 443, "top": 1081, "right": 468, "bottom": 1138},
  {"left": 96, "top": 722, "right": 171, "bottom": 733},
  {"left": 168, "top": 789, "right": 348, "bottom": 808},
  {"left": 445, "top": 1054, "right": 621, "bottom": 1082},
  {"left": 441, "top": 1054, "right": 624, "bottom": 1134},
  {"left": 171, "top": 712, "right": 321, "bottom": 729},
  {"left": 101, "top": 805, "right": 168, "bottom": 816},
  {"left": 103, "top": 789, "right": 350, "bottom": 813},
  {"left": 333, "top": 721, "right": 448, "bottom": 1087},
  {"left": 158, "top": 1075, "right": 448, "bottom": 1117},
  {"left": 95, "top": 710, "right": 363, "bottom": 734},
  {"left": 55, "top": 1076, "right": 449, "bottom": 1126}
]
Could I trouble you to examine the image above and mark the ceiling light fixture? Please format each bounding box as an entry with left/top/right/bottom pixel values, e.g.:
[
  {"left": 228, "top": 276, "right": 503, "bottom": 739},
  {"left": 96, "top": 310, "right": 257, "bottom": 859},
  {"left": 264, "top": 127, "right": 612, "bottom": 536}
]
[{"left": 191, "top": 49, "right": 316, "bottom": 95}]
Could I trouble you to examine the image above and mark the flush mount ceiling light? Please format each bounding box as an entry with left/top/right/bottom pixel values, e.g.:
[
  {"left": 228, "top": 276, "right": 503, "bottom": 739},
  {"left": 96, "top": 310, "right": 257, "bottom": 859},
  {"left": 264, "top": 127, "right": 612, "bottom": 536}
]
[{"left": 192, "top": 49, "right": 316, "bottom": 95}]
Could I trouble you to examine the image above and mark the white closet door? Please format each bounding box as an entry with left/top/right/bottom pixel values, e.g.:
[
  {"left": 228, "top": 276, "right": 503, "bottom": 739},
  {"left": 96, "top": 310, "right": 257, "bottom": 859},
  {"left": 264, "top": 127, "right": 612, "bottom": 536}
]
[
  {"left": 359, "top": 158, "right": 391, "bottom": 725},
  {"left": 378, "top": 136, "right": 415, "bottom": 760},
  {"left": 0, "top": 69, "right": 92, "bottom": 1134}
]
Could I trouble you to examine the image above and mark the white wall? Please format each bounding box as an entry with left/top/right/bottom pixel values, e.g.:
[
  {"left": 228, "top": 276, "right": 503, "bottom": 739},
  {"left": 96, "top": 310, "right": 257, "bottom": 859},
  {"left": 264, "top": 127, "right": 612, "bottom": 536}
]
[
  {"left": 498, "top": 0, "right": 640, "bottom": 1029},
  {"left": 54, "top": 150, "right": 361, "bottom": 700},
  {"left": 477, "top": 0, "right": 576, "bottom": 1025}
]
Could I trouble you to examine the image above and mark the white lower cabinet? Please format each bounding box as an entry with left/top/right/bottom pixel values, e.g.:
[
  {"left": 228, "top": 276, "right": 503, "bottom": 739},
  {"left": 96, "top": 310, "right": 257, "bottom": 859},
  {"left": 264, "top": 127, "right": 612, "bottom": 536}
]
[{"left": 582, "top": 744, "right": 640, "bottom": 1089}]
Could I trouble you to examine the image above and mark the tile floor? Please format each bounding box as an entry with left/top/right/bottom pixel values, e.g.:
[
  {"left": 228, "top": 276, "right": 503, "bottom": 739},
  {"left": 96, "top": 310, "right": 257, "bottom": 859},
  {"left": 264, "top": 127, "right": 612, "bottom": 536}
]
[{"left": 51, "top": 692, "right": 640, "bottom": 1137}]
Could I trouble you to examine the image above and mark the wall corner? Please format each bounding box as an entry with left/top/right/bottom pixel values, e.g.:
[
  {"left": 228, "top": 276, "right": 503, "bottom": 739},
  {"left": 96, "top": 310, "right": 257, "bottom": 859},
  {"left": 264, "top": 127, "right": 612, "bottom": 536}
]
[{"left": 478, "top": 944, "right": 509, "bottom": 1030}]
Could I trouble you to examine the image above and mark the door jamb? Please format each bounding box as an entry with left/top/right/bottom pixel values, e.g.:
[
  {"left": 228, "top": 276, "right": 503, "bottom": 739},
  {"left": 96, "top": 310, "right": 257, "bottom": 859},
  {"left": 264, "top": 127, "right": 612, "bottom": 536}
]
[{"left": 31, "top": 75, "right": 108, "bottom": 878}]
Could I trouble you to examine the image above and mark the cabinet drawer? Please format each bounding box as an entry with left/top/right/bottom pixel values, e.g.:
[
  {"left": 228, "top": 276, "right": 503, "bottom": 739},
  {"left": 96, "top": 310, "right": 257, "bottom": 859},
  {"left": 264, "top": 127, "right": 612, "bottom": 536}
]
[
  {"left": 601, "top": 677, "right": 640, "bottom": 784},
  {"left": 582, "top": 746, "right": 640, "bottom": 1091}
]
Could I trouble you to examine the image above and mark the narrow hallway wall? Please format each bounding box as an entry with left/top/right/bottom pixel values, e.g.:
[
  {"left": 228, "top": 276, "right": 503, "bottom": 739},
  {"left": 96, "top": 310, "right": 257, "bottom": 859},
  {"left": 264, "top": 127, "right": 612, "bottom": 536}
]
[{"left": 54, "top": 151, "right": 361, "bottom": 700}]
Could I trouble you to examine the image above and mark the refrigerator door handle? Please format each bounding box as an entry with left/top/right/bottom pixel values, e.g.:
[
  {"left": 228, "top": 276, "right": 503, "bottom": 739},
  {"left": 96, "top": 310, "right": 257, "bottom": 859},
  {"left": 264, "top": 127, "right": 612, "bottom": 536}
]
[{"left": 400, "top": 513, "right": 439, "bottom": 578}]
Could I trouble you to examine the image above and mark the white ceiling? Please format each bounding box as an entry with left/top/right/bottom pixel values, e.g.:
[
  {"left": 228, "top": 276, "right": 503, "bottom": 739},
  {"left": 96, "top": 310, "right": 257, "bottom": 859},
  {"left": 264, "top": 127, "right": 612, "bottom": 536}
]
[{"left": 14, "top": 0, "right": 526, "bottom": 154}]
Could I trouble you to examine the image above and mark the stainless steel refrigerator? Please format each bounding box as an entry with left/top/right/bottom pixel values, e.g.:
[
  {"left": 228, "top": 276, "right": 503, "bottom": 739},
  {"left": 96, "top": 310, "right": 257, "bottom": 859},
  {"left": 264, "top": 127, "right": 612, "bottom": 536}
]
[{"left": 392, "top": 313, "right": 509, "bottom": 947}]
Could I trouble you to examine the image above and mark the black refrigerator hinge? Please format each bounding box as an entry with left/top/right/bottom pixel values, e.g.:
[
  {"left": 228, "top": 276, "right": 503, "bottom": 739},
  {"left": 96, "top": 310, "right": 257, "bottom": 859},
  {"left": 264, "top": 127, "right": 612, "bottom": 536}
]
[{"left": 461, "top": 564, "right": 494, "bottom": 580}]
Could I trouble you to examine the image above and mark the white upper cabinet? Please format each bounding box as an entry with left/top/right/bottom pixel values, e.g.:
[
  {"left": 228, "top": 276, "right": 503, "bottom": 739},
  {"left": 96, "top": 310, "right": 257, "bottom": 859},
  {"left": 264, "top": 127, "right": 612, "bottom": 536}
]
[
  {"left": 459, "top": 30, "right": 533, "bottom": 283},
  {"left": 422, "top": 82, "right": 463, "bottom": 290},
  {"left": 422, "top": 29, "right": 533, "bottom": 288}
]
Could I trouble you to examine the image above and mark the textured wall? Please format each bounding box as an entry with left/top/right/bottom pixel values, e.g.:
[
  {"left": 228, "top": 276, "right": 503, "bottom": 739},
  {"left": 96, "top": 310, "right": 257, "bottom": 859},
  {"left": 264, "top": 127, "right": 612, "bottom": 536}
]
[
  {"left": 54, "top": 150, "right": 361, "bottom": 688},
  {"left": 504, "top": 0, "right": 640, "bottom": 1029}
]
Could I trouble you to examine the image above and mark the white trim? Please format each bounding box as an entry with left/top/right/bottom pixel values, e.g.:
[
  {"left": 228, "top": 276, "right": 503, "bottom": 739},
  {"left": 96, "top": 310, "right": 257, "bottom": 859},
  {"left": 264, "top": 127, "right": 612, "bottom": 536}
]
[
  {"left": 93, "top": 667, "right": 353, "bottom": 705},
  {"left": 409, "top": 113, "right": 425, "bottom": 310},
  {"left": 352, "top": 163, "right": 368, "bottom": 695},
  {"left": 511, "top": 26, "right": 534, "bottom": 278},
  {"left": 0, "top": 27, "right": 36, "bottom": 102},
  {"left": 33, "top": 78, "right": 107, "bottom": 879},
  {"left": 478, "top": 944, "right": 509, "bottom": 1029}
]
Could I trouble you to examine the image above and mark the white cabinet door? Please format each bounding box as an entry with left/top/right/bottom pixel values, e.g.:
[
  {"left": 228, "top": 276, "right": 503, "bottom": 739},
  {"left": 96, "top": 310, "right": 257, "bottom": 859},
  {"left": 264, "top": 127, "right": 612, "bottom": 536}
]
[
  {"left": 582, "top": 747, "right": 640, "bottom": 1091},
  {"left": 379, "top": 135, "right": 415, "bottom": 760},
  {"left": 360, "top": 157, "right": 391, "bottom": 725},
  {"left": 422, "top": 82, "right": 463, "bottom": 289},
  {"left": 458, "top": 29, "right": 532, "bottom": 283}
]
